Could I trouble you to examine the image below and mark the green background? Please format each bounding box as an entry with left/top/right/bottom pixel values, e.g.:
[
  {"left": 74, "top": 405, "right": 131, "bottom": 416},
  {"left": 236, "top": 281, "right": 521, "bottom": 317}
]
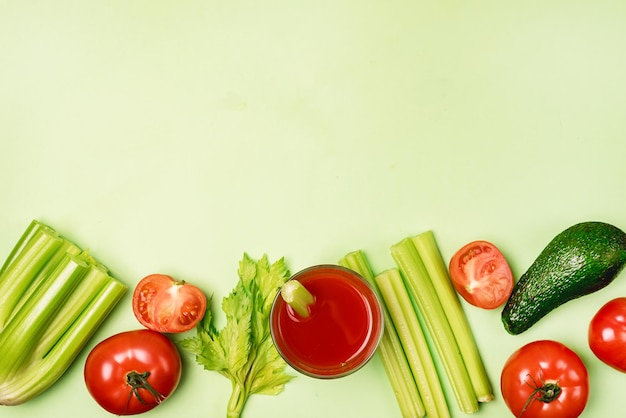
[{"left": 2, "top": 1, "right": 626, "bottom": 417}]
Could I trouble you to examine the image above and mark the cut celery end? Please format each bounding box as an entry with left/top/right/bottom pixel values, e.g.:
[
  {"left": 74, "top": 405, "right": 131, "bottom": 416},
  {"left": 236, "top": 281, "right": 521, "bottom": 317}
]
[
  {"left": 0, "top": 226, "right": 64, "bottom": 330},
  {"left": 338, "top": 251, "right": 376, "bottom": 281},
  {"left": 280, "top": 279, "right": 314, "bottom": 318},
  {"left": 391, "top": 238, "right": 479, "bottom": 414},
  {"left": 0, "top": 220, "right": 127, "bottom": 405},
  {"left": 6, "top": 239, "right": 82, "bottom": 328},
  {"left": 0, "top": 220, "right": 58, "bottom": 277},
  {"left": 0, "top": 253, "right": 89, "bottom": 382},
  {"left": 412, "top": 231, "right": 494, "bottom": 403},
  {"left": 339, "top": 251, "right": 426, "bottom": 418}
]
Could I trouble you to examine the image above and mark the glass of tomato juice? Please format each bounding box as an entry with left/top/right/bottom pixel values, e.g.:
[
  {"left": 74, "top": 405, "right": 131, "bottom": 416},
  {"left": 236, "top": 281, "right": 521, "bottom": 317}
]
[{"left": 270, "top": 265, "right": 384, "bottom": 379}]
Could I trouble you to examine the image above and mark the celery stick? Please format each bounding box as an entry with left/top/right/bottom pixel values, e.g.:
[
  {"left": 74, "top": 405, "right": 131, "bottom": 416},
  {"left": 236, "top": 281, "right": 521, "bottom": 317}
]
[
  {"left": 375, "top": 269, "right": 449, "bottom": 418},
  {"left": 391, "top": 238, "right": 479, "bottom": 414},
  {"left": 0, "top": 226, "right": 64, "bottom": 330},
  {"left": 6, "top": 239, "right": 81, "bottom": 328},
  {"left": 412, "top": 231, "right": 494, "bottom": 402},
  {"left": 0, "top": 253, "right": 88, "bottom": 382},
  {"left": 339, "top": 251, "right": 425, "bottom": 418},
  {"left": 34, "top": 261, "right": 112, "bottom": 359},
  {"left": 0, "top": 220, "right": 58, "bottom": 277},
  {"left": 280, "top": 279, "right": 314, "bottom": 318},
  {"left": 0, "top": 220, "right": 127, "bottom": 405},
  {"left": 0, "top": 274, "right": 126, "bottom": 405},
  {"left": 377, "top": 333, "right": 425, "bottom": 418}
]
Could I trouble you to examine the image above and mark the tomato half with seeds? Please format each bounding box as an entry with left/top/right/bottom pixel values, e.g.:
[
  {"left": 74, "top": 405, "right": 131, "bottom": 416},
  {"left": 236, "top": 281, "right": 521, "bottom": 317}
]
[
  {"left": 132, "top": 273, "right": 207, "bottom": 333},
  {"left": 448, "top": 240, "right": 514, "bottom": 309},
  {"left": 84, "top": 329, "right": 182, "bottom": 415},
  {"left": 500, "top": 340, "right": 589, "bottom": 418}
]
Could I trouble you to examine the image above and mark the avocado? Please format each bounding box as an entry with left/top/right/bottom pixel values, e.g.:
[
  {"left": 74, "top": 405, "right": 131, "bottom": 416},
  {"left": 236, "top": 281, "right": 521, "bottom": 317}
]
[{"left": 502, "top": 221, "right": 626, "bottom": 335}]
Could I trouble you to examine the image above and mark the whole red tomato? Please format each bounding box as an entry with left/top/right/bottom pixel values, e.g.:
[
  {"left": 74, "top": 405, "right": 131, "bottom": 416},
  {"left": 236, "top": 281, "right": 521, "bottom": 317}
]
[
  {"left": 449, "top": 240, "right": 514, "bottom": 309},
  {"left": 84, "top": 329, "right": 182, "bottom": 415},
  {"left": 500, "top": 340, "right": 589, "bottom": 418},
  {"left": 132, "top": 273, "right": 207, "bottom": 333},
  {"left": 588, "top": 297, "right": 626, "bottom": 372}
]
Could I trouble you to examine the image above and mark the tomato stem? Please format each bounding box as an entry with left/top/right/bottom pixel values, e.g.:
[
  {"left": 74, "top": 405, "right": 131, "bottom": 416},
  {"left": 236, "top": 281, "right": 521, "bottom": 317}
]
[
  {"left": 519, "top": 373, "right": 562, "bottom": 417},
  {"left": 125, "top": 371, "right": 166, "bottom": 408}
]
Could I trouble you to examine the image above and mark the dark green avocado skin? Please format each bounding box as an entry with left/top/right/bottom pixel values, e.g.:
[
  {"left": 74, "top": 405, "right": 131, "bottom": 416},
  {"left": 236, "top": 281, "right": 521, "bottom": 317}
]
[{"left": 502, "top": 221, "right": 626, "bottom": 335}]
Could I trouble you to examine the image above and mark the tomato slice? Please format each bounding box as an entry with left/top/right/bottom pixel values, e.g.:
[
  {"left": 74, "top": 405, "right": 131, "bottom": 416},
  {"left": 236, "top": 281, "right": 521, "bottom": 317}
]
[
  {"left": 448, "top": 240, "right": 514, "bottom": 309},
  {"left": 132, "top": 274, "right": 207, "bottom": 333}
]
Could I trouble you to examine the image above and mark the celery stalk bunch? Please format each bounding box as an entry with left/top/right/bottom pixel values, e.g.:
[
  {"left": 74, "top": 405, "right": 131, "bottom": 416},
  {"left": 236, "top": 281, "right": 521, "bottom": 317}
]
[{"left": 0, "top": 220, "right": 127, "bottom": 405}]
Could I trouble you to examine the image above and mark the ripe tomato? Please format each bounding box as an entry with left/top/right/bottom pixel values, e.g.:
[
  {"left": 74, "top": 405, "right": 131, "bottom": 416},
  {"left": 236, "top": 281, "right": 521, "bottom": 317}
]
[
  {"left": 448, "top": 240, "right": 514, "bottom": 309},
  {"left": 588, "top": 297, "right": 626, "bottom": 372},
  {"left": 500, "top": 340, "right": 589, "bottom": 418},
  {"left": 132, "top": 273, "right": 207, "bottom": 333},
  {"left": 84, "top": 329, "right": 182, "bottom": 415}
]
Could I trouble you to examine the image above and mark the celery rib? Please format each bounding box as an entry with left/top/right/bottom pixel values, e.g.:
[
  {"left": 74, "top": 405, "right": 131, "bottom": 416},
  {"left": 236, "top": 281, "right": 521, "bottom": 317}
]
[
  {"left": 5, "top": 239, "right": 82, "bottom": 331},
  {"left": 0, "top": 220, "right": 127, "bottom": 405},
  {"left": 412, "top": 231, "right": 494, "bottom": 403},
  {"left": 377, "top": 327, "right": 425, "bottom": 418},
  {"left": 280, "top": 280, "right": 314, "bottom": 318},
  {"left": 375, "top": 269, "right": 449, "bottom": 418},
  {"left": 0, "top": 227, "right": 64, "bottom": 330},
  {"left": 0, "top": 221, "right": 58, "bottom": 277},
  {"left": 35, "top": 262, "right": 113, "bottom": 359},
  {"left": 391, "top": 238, "right": 479, "bottom": 414},
  {"left": 0, "top": 253, "right": 89, "bottom": 382},
  {"left": 339, "top": 251, "right": 425, "bottom": 418}
]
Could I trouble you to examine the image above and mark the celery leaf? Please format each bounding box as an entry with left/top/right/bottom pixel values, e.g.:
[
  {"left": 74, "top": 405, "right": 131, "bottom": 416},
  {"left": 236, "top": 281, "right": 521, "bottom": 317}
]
[{"left": 180, "top": 253, "right": 294, "bottom": 418}]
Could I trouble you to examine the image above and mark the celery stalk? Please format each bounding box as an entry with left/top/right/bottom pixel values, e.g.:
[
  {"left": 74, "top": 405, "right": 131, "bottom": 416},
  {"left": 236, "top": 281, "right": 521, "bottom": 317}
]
[
  {"left": 0, "top": 253, "right": 89, "bottom": 382},
  {"left": 280, "top": 280, "right": 315, "bottom": 318},
  {"left": 378, "top": 333, "right": 425, "bottom": 418},
  {"left": 412, "top": 231, "right": 494, "bottom": 403},
  {"left": 0, "top": 277, "right": 127, "bottom": 405},
  {"left": 375, "top": 269, "right": 449, "bottom": 418},
  {"left": 339, "top": 251, "right": 425, "bottom": 418},
  {"left": 6, "top": 239, "right": 81, "bottom": 328},
  {"left": 0, "top": 220, "right": 127, "bottom": 405},
  {"left": 0, "top": 220, "right": 58, "bottom": 277},
  {"left": 391, "top": 238, "right": 479, "bottom": 414},
  {"left": 34, "top": 261, "right": 113, "bottom": 359},
  {"left": 0, "top": 227, "right": 64, "bottom": 330}
]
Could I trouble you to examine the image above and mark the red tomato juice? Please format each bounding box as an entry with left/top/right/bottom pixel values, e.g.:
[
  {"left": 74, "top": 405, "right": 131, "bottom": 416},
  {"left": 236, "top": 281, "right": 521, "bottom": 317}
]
[{"left": 270, "top": 265, "right": 383, "bottom": 378}]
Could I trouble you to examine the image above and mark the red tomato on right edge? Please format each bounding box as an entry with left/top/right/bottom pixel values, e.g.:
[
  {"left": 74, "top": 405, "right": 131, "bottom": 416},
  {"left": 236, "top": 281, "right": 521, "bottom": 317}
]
[
  {"left": 588, "top": 297, "right": 626, "bottom": 372},
  {"left": 448, "top": 240, "right": 513, "bottom": 309}
]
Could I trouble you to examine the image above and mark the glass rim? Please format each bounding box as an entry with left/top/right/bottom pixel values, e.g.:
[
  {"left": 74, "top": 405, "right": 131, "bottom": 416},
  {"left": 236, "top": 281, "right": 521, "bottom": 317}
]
[{"left": 269, "top": 264, "right": 384, "bottom": 379}]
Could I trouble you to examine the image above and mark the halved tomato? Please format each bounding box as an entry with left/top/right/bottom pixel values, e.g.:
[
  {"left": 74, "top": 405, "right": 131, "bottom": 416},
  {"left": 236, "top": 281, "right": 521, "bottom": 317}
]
[
  {"left": 448, "top": 240, "right": 514, "bottom": 309},
  {"left": 132, "top": 274, "right": 207, "bottom": 333}
]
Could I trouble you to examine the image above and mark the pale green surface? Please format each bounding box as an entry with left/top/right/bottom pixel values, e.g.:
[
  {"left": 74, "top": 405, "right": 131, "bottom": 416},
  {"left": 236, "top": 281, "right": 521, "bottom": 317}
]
[{"left": 2, "top": 1, "right": 626, "bottom": 417}]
